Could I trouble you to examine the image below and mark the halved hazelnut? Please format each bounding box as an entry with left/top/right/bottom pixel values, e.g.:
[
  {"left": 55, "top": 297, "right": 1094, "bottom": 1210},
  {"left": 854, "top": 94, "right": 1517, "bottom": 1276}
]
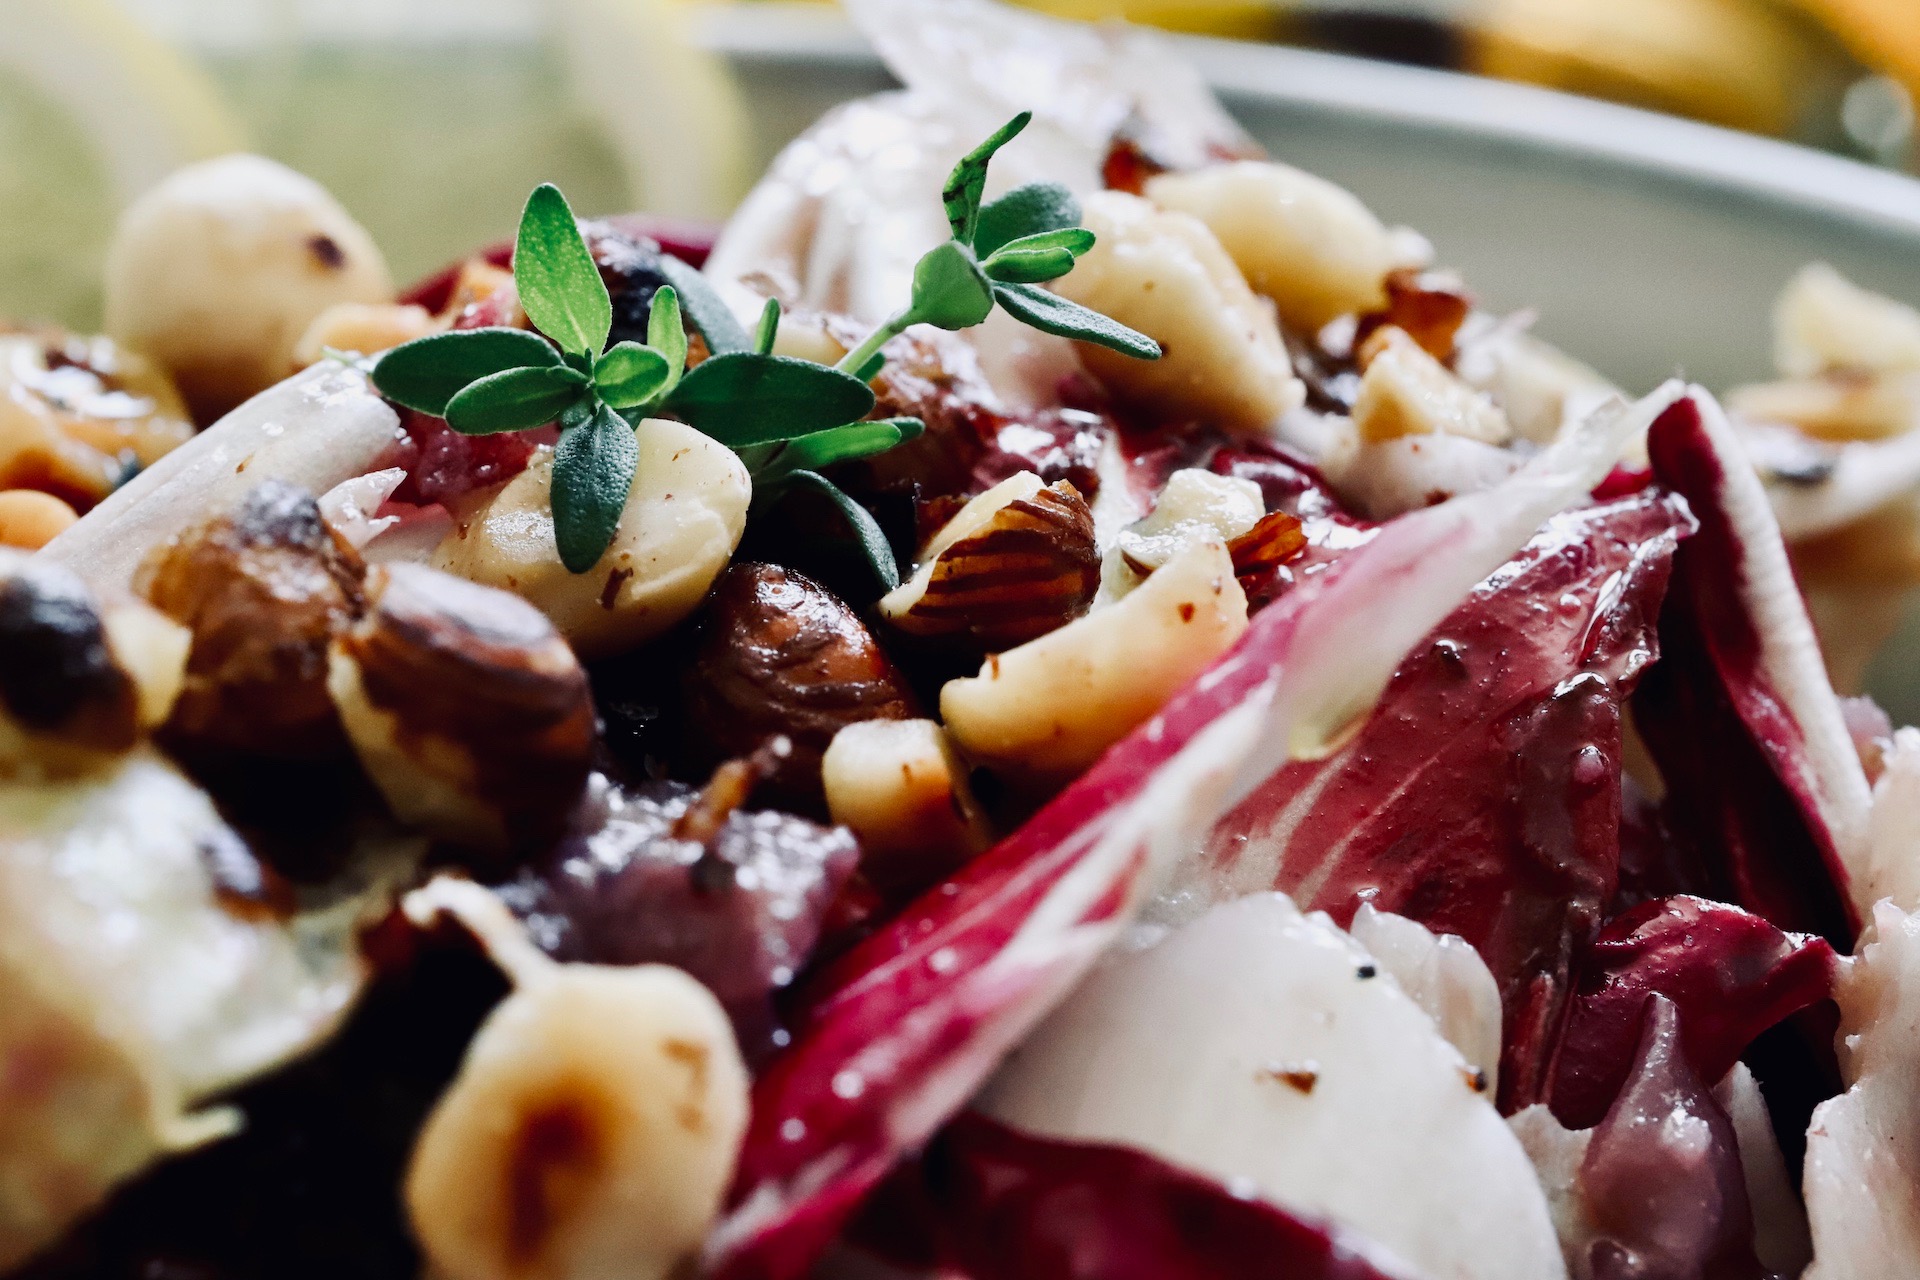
[
  {"left": 941, "top": 538, "right": 1250, "bottom": 781},
  {"left": 822, "top": 718, "right": 992, "bottom": 898},
  {"left": 405, "top": 962, "right": 748, "bottom": 1280},
  {"left": 135, "top": 479, "right": 365, "bottom": 759},
  {"left": 0, "top": 548, "right": 188, "bottom": 773},
  {"left": 1353, "top": 327, "right": 1511, "bottom": 446},
  {"left": 329, "top": 561, "right": 594, "bottom": 861},
  {"left": 683, "top": 562, "right": 917, "bottom": 807},
  {"left": 880, "top": 474, "right": 1098, "bottom": 649}
]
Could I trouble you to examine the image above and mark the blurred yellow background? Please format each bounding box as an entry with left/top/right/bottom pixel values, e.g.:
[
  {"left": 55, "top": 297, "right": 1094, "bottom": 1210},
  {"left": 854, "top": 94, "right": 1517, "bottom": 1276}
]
[{"left": 2, "top": 0, "right": 1916, "bottom": 332}]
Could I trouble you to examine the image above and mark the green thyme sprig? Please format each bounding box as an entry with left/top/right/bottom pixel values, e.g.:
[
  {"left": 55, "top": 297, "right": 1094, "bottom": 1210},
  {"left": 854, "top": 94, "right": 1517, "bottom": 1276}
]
[
  {"left": 369, "top": 112, "right": 1158, "bottom": 583},
  {"left": 834, "top": 111, "right": 1160, "bottom": 381}
]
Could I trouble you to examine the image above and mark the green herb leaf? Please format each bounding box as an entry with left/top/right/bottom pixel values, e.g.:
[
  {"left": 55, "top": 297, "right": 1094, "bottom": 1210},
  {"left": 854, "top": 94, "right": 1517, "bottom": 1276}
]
[
  {"left": 755, "top": 417, "right": 923, "bottom": 483},
  {"left": 551, "top": 402, "right": 639, "bottom": 573},
  {"left": 851, "top": 350, "right": 886, "bottom": 382},
  {"left": 787, "top": 470, "right": 901, "bottom": 590},
  {"left": 648, "top": 286, "right": 688, "bottom": 394},
  {"left": 444, "top": 365, "right": 591, "bottom": 435},
  {"left": 370, "top": 327, "right": 561, "bottom": 415},
  {"left": 665, "top": 352, "right": 876, "bottom": 445},
  {"left": 992, "top": 282, "right": 1162, "bottom": 359},
  {"left": 942, "top": 111, "right": 1032, "bottom": 244},
  {"left": 514, "top": 184, "right": 612, "bottom": 358},
  {"left": 910, "top": 241, "right": 995, "bottom": 330},
  {"left": 657, "top": 256, "right": 752, "bottom": 355},
  {"left": 593, "top": 341, "right": 672, "bottom": 409},
  {"left": 982, "top": 246, "right": 1077, "bottom": 284},
  {"left": 973, "top": 181, "right": 1080, "bottom": 257},
  {"left": 992, "top": 226, "right": 1095, "bottom": 257},
  {"left": 754, "top": 296, "right": 781, "bottom": 356}
]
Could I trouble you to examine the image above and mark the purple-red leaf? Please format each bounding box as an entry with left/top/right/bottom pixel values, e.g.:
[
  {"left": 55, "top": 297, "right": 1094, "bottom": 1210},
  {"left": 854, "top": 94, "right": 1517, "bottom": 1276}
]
[
  {"left": 1633, "top": 394, "right": 1871, "bottom": 945},
  {"left": 913, "top": 1112, "right": 1421, "bottom": 1280},
  {"left": 1578, "top": 996, "right": 1766, "bottom": 1280},
  {"left": 1199, "top": 490, "right": 1694, "bottom": 1109},
  {"left": 1549, "top": 895, "right": 1838, "bottom": 1129}
]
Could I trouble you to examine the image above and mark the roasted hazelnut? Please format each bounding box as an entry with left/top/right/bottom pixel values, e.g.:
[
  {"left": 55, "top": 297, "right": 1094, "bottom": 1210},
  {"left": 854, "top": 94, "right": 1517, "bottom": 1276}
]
[
  {"left": 0, "top": 549, "right": 188, "bottom": 772},
  {"left": 329, "top": 562, "right": 595, "bottom": 860},
  {"left": 683, "top": 562, "right": 917, "bottom": 806},
  {"left": 432, "top": 419, "right": 749, "bottom": 660},
  {"left": 135, "top": 478, "right": 365, "bottom": 759},
  {"left": 406, "top": 962, "right": 749, "bottom": 1280},
  {"left": 880, "top": 473, "right": 1098, "bottom": 649}
]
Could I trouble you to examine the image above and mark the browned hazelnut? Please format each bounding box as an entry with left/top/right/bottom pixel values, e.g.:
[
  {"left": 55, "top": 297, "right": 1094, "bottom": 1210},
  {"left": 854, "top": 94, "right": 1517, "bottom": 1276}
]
[
  {"left": 682, "top": 562, "right": 918, "bottom": 806},
  {"left": 136, "top": 479, "right": 365, "bottom": 758},
  {"left": 0, "top": 549, "right": 189, "bottom": 770},
  {"left": 329, "top": 562, "right": 595, "bottom": 861},
  {"left": 881, "top": 476, "right": 1099, "bottom": 650}
]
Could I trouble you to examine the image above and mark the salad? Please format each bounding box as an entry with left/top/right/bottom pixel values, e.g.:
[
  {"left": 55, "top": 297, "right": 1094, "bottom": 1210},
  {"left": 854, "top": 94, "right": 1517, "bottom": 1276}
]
[{"left": 3, "top": 1, "right": 1919, "bottom": 1278}]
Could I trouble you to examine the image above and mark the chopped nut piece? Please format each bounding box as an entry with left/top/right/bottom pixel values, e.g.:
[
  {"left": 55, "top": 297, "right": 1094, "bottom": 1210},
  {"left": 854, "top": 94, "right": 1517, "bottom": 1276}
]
[
  {"left": 1228, "top": 510, "right": 1309, "bottom": 594},
  {"left": 942, "top": 538, "right": 1249, "bottom": 781},
  {"left": 1146, "top": 161, "right": 1400, "bottom": 332},
  {"left": 822, "top": 719, "right": 992, "bottom": 897},
  {"left": 1054, "top": 191, "right": 1303, "bottom": 434},
  {"left": 1353, "top": 269, "right": 1473, "bottom": 365},
  {"left": 1102, "top": 469, "right": 1265, "bottom": 600},
  {"left": 880, "top": 475, "right": 1098, "bottom": 649},
  {"left": 1352, "top": 327, "right": 1511, "bottom": 446},
  {"left": 328, "top": 562, "right": 595, "bottom": 861},
  {"left": 432, "top": 419, "right": 749, "bottom": 659},
  {"left": 684, "top": 563, "right": 918, "bottom": 807},
  {"left": 406, "top": 963, "right": 749, "bottom": 1280},
  {"left": 135, "top": 479, "right": 364, "bottom": 759},
  {"left": 1728, "top": 370, "right": 1920, "bottom": 442},
  {"left": 1774, "top": 262, "right": 1920, "bottom": 379}
]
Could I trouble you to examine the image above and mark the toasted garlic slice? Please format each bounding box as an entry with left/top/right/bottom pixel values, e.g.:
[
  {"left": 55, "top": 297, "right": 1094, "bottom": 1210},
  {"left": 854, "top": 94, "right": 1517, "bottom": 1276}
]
[
  {"left": 1146, "top": 160, "right": 1399, "bottom": 332},
  {"left": 822, "top": 718, "right": 991, "bottom": 895},
  {"left": 1353, "top": 327, "right": 1511, "bottom": 446},
  {"left": 1053, "top": 191, "right": 1302, "bottom": 435},
  {"left": 105, "top": 154, "right": 393, "bottom": 422},
  {"left": 1775, "top": 263, "right": 1920, "bottom": 379},
  {"left": 329, "top": 563, "right": 595, "bottom": 859},
  {"left": 404, "top": 893, "right": 748, "bottom": 1280},
  {"left": 433, "top": 418, "right": 750, "bottom": 659},
  {"left": 941, "top": 538, "right": 1248, "bottom": 779},
  {"left": 1102, "top": 468, "right": 1264, "bottom": 600},
  {"left": 880, "top": 472, "right": 1099, "bottom": 648}
]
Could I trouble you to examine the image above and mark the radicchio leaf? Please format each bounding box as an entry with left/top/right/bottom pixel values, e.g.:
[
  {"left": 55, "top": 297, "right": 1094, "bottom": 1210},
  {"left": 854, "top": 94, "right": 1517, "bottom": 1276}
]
[
  {"left": 1578, "top": 996, "right": 1766, "bottom": 1280},
  {"left": 703, "top": 388, "right": 1678, "bottom": 1280},
  {"left": 1548, "top": 895, "right": 1838, "bottom": 1130},
  {"left": 909, "top": 1112, "right": 1422, "bottom": 1280},
  {"left": 1187, "top": 487, "right": 1693, "bottom": 1110},
  {"left": 1632, "top": 392, "right": 1872, "bottom": 944}
]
